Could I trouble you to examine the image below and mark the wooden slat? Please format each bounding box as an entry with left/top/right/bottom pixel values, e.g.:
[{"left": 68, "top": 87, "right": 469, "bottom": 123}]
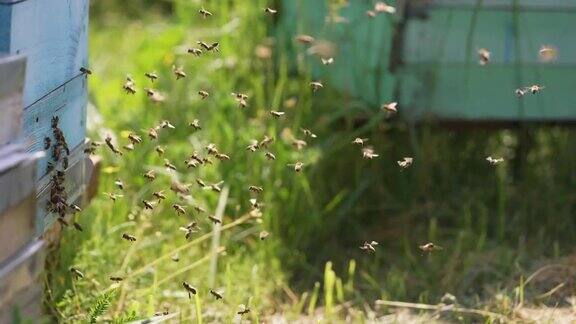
[
  {"left": 0, "top": 55, "right": 25, "bottom": 146},
  {"left": 0, "top": 0, "right": 89, "bottom": 107},
  {"left": 0, "top": 195, "right": 35, "bottom": 263}
]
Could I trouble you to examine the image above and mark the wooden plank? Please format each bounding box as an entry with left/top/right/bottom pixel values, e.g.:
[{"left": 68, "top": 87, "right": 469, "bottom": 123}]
[
  {"left": 22, "top": 75, "right": 87, "bottom": 180},
  {"left": 0, "top": 282, "right": 42, "bottom": 323},
  {"left": 0, "top": 195, "right": 35, "bottom": 263},
  {"left": 0, "top": 0, "right": 89, "bottom": 107},
  {"left": 0, "top": 239, "right": 45, "bottom": 311},
  {"left": 0, "top": 54, "right": 25, "bottom": 146}
]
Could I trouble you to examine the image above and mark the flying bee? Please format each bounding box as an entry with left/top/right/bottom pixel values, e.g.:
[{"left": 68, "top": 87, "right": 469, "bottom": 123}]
[
  {"left": 196, "top": 178, "right": 207, "bottom": 188},
  {"left": 172, "top": 66, "right": 186, "bottom": 80},
  {"left": 310, "top": 81, "right": 324, "bottom": 92},
  {"left": 159, "top": 120, "right": 176, "bottom": 129},
  {"left": 114, "top": 179, "right": 124, "bottom": 190},
  {"left": 79, "top": 67, "right": 92, "bottom": 75},
  {"left": 122, "top": 233, "right": 137, "bottom": 242},
  {"left": 142, "top": 200, "right": 155, "bottom": 210},
  {"left": 232, "top": 92, "right": 249, "bottom": 100},
  {"left": 148, "top": 127, "right": 159, "bottom": 140},
  {"left": 104, "top": 192, "right": 123, "bottom": 202},
  {"left": 145, "top": 72, "right": 158, "bottom": 82},
  {"left": 264, "top": 7, "right": 277, "bottom": 14},
  {"left": 171, "top": 181, "right": 191, "bottom": 195},
  {"left": 270, "top": 110, "right": 285, "bottom": 118},
  {"left": 259, "top": 230, "right": 270, "bottom": 240},
  {"left": 321, "top": 57, "right": 334, "bottom": 65},
  {"left": 172, "top": 204, "right": 186, "bottom": 216},
  {"left": 301, "top": 128, "right": 317, "bottom": 138},
  {"left": 70, "top": 204, "right": 82, "bottom": 213},
  {"left": 352, "top": 138, "right": 369, "bottom": 146},
  {"left": 164, "top": 159, "right": 177, "bottom": 171},
  {"left": 198, "top": 90, "right": 210, "bottom": 99},
  {"left": 182, "top": 282, "right": 197, "bottom": 299},
  {"left": 397, "top": 157, "right": 414, "bottom": 169},
  {"left": 208, "top": 181, "right": 223, "bottom": 193},
  {"left": 188, "top": 48, "right": 202, "bottom": 56},
  {"left": 155, "top": 146, "right": 165, "bottom": 156},
  {"left": 381, "top": 101, "right": 398, "bottom": 113},
  {"left": 44, "top": 137, "right": 51, "bottom": 150},
  {"left": 143, "top": 170, "right": 156, "bottom": 181},
  {"left": 109, "top": 277, "right": 124, "bottom": 282},
  {"left": 249, "top": 185, "right": 264, "bottom": 194},
  {"left": 70, "top": 267, "right": 84, "bottom": 279},
  {"left": 73, "top": 222, "right": 83, "bottom": 232},
  {"left": 171, "top": 254, "right": 180, "bottom": 262},
  {"left": 123, "top": 76, "right": 137, "bottom": 94},
  {"left": 246, "top": 140, "right": 259, "bottom": 152},
  {"left": 206, "top": 143, "right": 219, "bottom": 155},
  {"left": 296, "top": 34, "right": 315, "bottom": 44},
  {"left": 288, "top": 161, "right": 304, "bottom": 172},
  {"left": 515, "top": 88, "right": 527, "bottom": 98},
  {"left": 528, "top": 84, "right": 545, "bottom": 94},
  {"left": 360, "top": 241, "right": 378, "bottom": 253},
  {"left": 486, "top": 156, "right": 504, "bottom": 165},
  {"left": 57, "top": 217, "right": 69, "bottom": 227},
  {"left": 292, "top": 139, "right": 307, "bottom": 151},
  {"left": 194, "top": 205, "right": 206, "bottom": 213},
  {"left": 199, "top": 7, "right": 212, "bottom": 18},
  {"left": 419, "top": 242, "right": 442, "bottom": 254},
  {"left": 374, "top": 1, "right": 396, "bottom": 13},
  {"left": 215, "top": 153, "right": 230, "bottom": 161},
  {"left": 189, "top": 119, "right": 202, "bottom": 130},
  {"left": 145, "top": 88, "right": 166, "bottom": 103},
  {"left": 210, "top": 289, "right": 223, "bottom": 300},
  {"left": 237, "top": 305, "right": 251, "bottom": 315},
  {"left": 478, "top": 48, "right": 491, "bottom": 66},
  {"left": 538, "top": 45, "right": 558, "bottom": 62},
  {"left": 362, "top": 147, "right": 379, "bottom": 159},
  {"left": 186, "top": 158, "right": 201, "bottom": 168},
  {"left": 198, "top": 41, "right": 219, "bottom": 52},
  {"left": 208, "top": 215, "right": 222, "bottom": 224},
  {"left": 123, "top": 143, "right": 135, "bottom": 151},
  {"left": 231, "top": 92, "right": 248, "bottom": 108},
  {"left": 264, "top": 152, "right": 276, "bottom": 160},
  {"left": 104, "top": 136, "right": 123, "bottom": 155},
  {"left": 153, "top": 191, "right": 166, "bottom": 201},
  {"left": 259, "top": 135, "right": 274, "bottom": 148},
  {"left": 128, "top": 133, "right": 142, "bottom": 145}
]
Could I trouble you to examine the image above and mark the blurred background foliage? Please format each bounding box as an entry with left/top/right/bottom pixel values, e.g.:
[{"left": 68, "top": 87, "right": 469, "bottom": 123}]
[{"left": 47, "top": 0, "right": 576, "bottom": 322}]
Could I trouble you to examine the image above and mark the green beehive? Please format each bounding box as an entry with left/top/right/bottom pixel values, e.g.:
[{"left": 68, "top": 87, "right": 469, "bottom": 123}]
[{"left": 279, "top": 0, "right": 576, "bottom": 122}]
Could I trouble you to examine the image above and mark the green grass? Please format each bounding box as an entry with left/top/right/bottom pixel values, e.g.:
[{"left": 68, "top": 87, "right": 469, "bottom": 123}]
[{"left": 46, "top": 1, "right": 576, "bottom": 322}]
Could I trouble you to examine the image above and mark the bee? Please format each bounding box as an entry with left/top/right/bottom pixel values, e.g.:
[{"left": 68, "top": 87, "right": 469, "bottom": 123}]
[
  {"left": 381, "top": 101, "right": 398, "bottom": 113},
  {"left": 188, "top": 48, "right": 202, "bottom": 56},
  {"left": 206, "top": 143, "right": 219, "bottom": 155},
  {"left": 182, "top": 282, "right": 197, "bottom": 299},
  {"left": 397, "top": 157, "right": 414, "bottom": 169},
  {"left": 153, "top": 191, "right": 166, "bottom": 201},
  {"left": 70, "top": 204, "right": 82, "bottom": 213},
  {"left": 114, "top": 179, "right": 124, "bottom": 190},
  {"left": 173, "top": 66, "right": 186, "bottom": 80},
  {"left": 352, "top": 138, "right": 369, "bottom": 146},
  {"left": 105, "top": 136, "right": 123, "bottom": 155},
  {"left": 188, "top": 119, "right": 202, "bottom": 131},
  {"left": 122, "top": 233, "right": 137, "bottom": 242},
  {"left": 196, "top": 178, "right": 207, "bottom": 188},
  {"left": 142, "top": 200, "right": 155, "bottom": 210},
  {"left": 57, "top": 217, "right": 69, "bottom": 227},
  {"left": 374, "top": 2, "right": 396, "bottom": 13},
  {"left": 44, "top": 137, "right": 52, "bottom": 150},
  {"left": 172, "top": 204, "right": 186, "bottom": 216},
  {"left": 109, "top": 276, "right": 124, "bottom": 282},
  {"left": 123, "top": 76, "right": 137, "bottom": 94},
  {"left": 264, "top": 7, "right": 277, "bottom": 15},
  {"left": 419, "top": 242, "right": 442, "bottom": 254},
  {"left": 159, "top": 120, "right": 176, "bottom": 129},
  {"left": 208, "top": 216, "right": 222, "bottom": 224},
  {"left": 264, "top": 152, "right": 276, "bottom": 160},
  {"left": 123, "top": 143, "right": 135, "bottom": 152},
  {"left": 70, "top": 267, "right": 84, "bottom": 279},
  {"left": 105, "top": 192, "right": 123, "bottom": 202},
  {"left": 292, "top": 139, "right": 307, "bottom": 151},
  {"left": 155, "top": 146, "right": 165, "bottom": 156},
  {"left": 259, "top": 135, "right": 274, "bottom": 148},
  {"left": 270, "top": 110, "right": 285, "bottom": 118},
  {"left": 208, "top": 181, "right": 223, "bottom": 193},
  {"left": 528, "top": 84, "right": 545, "bottom": 94},
  {"left": 246, "top": 140, "right": 259, "bottom": 152},
  {"left": 366, "top": 10, "right": 377, "bottom": 18},
  {"left": 214, "top": 153, "right": 230, "bottom": 161},
  {"left": 259, "top": 230, "right": 269, "bottom": 240},
  {"left": 198, "top": 41, "right": 219, "bottom": 52},
  {"left": 128, "top": 133, "right": 142, "bottom": 145},
  {"left": 231, "top": 92, "right": 248, "bottom": 108},
  {"left": 143, "top": 170, "right": 156, "bottom": 181},
  {"left": 199, "top": 7, "right": 212, "bottom": 18},
  {"left": 486, "top": 156, "right": 504, "bottom": 165},
  {"left": 171, "top": 181, "right": 191, "bottom": 195},
  {"left": 539, "top": 45, "right": 558, "bottom": 62},
  {"left": 145, "top": 72, "right": 158, "bottom": 82},
  {"left": 73, "top": 222, "right": 83, "bottom": 232},
  {"left": 362, "top": 147, "right": 379, "bottom": 159},
  {"left": 186, "top": 158, "right": 201, "bottom": 168},
  {"left": 164, "top": 159, "right": 177, "bottom": 171},
  {"left": 171, "top": 254, "right": 180, "bottom": 262},
  {"left": 249, "top": 185, "right": 264, "bottom": 193},
  {"left": 321, "top": 57, "right": 334, "bottom": 65},
  {"left": 296, "top": 34, "right": 315, "bottom": 44},
  {"left": 301, "top": 128, "right": 317, "bottom": 138},
  {"left": 515, "top": 88, "right": 527, "bottom": 98},
  {"left": 249, "top": 198, "right": 261, "bottom": 210},
  {"left": 310, "top": 81, "right": 324, "bottom": 92},
  {"left": 198, "top": 90, "right": 210, "bottom": 99},
  {"left": 478, "top": 48, "right": 491, "bottom": 66},
  {"left": 232, "top": 92, "right": 248, "bottom": 100},
  {"left": 288, "top": 161, "right": 304, "bottom": 172},
  {"left": 210, "top": 289, "right": 223, "bottom": 300},
  {"left": 237, "top": 305, "right": 251, "bottom": 315},
  {"left": 148, "top": 127, "right": 159, "bottom": 140},
  {"left": 360, "top": 241, "right": 378, "bottom": 253},
  {"left": 79, "top": 67, "right": 92, "bottom": 75},
  {"left": 145, "top": 88, "right": 166, "bottom": 103},
  {"left": 194, "top": 205, "right": 206, "bottom": 213}
]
